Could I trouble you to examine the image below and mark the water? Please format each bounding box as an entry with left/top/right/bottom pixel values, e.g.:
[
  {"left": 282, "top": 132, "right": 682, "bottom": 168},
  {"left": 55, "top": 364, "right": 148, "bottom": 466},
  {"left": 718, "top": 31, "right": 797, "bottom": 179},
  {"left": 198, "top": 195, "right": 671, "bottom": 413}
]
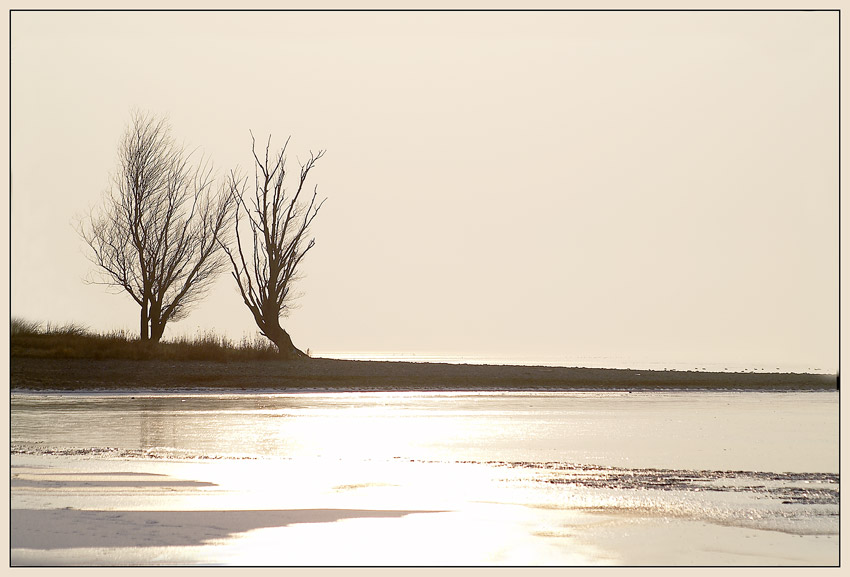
[{"left": 11, "top": 390, "right": 839, "bottom": 565}]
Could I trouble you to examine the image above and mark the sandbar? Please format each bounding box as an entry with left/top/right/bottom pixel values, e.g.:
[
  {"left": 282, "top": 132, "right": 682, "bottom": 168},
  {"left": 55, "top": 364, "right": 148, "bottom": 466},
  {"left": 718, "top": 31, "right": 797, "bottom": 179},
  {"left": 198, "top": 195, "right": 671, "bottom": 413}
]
[{"left": 10, "top": 357, "right": 837, "bottom": 391}]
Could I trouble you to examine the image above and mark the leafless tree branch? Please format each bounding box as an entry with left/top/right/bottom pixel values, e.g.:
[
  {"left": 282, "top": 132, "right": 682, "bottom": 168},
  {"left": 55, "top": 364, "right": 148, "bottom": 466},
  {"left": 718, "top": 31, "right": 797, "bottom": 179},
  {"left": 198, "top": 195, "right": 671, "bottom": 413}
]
[
  {"left": 78, "top": 111, "right": 235, "bottom": 342},
  {"left": 224, "top": 134, "right": 326, "bottom": 358}
]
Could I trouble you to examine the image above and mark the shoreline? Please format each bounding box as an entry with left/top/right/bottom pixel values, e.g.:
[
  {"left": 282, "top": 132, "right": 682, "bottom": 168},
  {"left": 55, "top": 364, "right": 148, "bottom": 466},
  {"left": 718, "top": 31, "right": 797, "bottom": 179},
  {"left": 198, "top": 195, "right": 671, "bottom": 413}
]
[{"left": 11, "top": 356, "right": 838, "bottom": 391}]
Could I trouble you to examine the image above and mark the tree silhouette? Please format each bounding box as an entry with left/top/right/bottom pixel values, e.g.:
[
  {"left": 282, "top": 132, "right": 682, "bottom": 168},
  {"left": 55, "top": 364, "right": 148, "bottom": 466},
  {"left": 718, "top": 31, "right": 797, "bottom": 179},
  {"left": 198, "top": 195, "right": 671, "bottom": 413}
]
[
  {"left": 80, "top": 112, "right": 234, "bottom": 342},
  {"left": 222, "top": 134, "right": 325, "bottom": 358}
]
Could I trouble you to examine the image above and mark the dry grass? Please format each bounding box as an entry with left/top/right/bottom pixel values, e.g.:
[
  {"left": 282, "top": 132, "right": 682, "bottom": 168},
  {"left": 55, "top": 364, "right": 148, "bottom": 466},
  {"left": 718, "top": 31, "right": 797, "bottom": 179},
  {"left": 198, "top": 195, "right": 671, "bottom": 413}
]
[{"left": 10, "top": 317, "right": 281, "bottom": 362}]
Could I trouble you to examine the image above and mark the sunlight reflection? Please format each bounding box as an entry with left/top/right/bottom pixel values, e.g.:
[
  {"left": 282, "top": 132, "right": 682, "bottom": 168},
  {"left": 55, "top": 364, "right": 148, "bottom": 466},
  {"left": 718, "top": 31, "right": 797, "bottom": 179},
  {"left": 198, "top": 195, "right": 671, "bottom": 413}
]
[
  {"left": 11, "top": 389, "right": 839, "bottom": 565},
  {"left": 134, "top": 456, "right": 606, "bottom": 565},
  {"left": 214, "top": 507, "right": 606, "bottom": 566}
]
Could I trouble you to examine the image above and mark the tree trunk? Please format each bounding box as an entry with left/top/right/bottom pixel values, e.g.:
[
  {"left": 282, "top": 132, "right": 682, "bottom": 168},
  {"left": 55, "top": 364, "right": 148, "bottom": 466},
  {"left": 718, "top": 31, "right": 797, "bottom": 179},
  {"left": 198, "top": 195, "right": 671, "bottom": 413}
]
[
  {"left": 265, "top": 322, "right": 307, "bottom": 360},
  {"left": 149, "top": 302, "right": 165, "bottom": 343},
  {"left": 150, "top": 320, "right": 166, "bottom": 343},
  {"left": 140, "top": 304, "right": 150, "bottom": 342}
]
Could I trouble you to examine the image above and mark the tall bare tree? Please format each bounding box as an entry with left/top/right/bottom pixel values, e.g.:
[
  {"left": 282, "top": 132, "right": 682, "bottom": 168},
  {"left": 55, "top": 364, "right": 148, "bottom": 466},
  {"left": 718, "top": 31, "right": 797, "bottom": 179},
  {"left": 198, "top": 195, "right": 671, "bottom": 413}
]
[
  {"left": 222, "top": 134, "right": 325, "bottom": 358},
  {"left": 79, "top": 112, "right": 234, "bottom": 342}
]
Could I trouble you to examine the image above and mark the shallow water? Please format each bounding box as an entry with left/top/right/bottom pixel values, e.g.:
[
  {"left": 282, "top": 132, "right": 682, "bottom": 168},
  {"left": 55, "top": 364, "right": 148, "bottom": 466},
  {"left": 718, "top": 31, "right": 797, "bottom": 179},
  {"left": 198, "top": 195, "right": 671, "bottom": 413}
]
[{"left": 10, "top": 390, "right": 839, "bottom": 565}]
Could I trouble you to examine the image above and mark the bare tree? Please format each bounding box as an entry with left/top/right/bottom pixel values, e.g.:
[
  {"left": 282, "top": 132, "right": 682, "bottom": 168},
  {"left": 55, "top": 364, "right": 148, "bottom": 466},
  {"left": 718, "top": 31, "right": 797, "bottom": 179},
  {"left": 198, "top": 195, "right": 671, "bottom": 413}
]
[
  {"left": 222, "top": 134, "right": 325, "bottom": 358},
  {"left": 79, "top": 112, "right": 234, "bottom": 342}
]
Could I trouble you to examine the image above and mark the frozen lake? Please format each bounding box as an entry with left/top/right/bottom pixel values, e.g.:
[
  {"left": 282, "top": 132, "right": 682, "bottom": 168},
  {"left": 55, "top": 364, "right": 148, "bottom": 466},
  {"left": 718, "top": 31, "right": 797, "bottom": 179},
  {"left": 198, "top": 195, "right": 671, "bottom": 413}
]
[{"left": 11, "top": 390, "right": 839, "bottom": 566}]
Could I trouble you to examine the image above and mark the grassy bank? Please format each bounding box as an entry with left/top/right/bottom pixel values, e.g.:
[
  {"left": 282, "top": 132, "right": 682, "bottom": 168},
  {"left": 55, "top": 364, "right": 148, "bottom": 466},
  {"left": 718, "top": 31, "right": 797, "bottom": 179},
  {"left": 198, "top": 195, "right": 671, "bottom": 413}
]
[{"left": 10, "top": 318, "right": 280, "bottom": 362}]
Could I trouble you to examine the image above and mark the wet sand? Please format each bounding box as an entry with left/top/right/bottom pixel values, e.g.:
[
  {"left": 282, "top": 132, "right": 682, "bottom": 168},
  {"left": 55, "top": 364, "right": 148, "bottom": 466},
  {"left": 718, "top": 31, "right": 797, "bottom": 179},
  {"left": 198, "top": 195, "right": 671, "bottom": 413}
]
[
  {"left": 11, "top": 457, "right": 838, "bottom": 566},
  {"left": 10, "top": 356, "right": 838, "bottom": 391}
]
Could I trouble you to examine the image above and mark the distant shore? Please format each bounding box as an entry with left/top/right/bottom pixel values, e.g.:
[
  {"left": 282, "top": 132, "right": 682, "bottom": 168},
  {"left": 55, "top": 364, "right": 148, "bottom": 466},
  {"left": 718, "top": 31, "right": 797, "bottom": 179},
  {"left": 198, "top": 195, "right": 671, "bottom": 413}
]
[{"left": 10, "top": 357, "right": 838, "bottom": 391}]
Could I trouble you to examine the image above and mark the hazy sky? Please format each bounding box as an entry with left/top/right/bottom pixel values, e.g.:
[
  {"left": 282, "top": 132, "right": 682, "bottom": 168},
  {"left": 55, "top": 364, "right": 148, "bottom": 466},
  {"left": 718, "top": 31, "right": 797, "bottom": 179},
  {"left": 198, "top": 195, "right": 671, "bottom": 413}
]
[{"left": 10, "top": 10, "right": 839, "bottom": 372}]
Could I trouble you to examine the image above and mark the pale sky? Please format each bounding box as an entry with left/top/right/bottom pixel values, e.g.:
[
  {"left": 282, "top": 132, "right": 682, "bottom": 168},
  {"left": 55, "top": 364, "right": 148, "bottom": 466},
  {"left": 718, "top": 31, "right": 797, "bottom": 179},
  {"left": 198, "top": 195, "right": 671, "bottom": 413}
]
[{"left": 9, "top": 10, "right": 839, "bottom": 372}]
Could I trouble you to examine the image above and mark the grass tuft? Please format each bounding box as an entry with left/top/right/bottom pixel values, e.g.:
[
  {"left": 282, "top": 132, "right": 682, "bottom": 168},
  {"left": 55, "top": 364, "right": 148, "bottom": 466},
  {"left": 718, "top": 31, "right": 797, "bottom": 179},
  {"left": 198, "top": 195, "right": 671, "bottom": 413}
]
[
  {"left": 10, "top": 317, "right": 283, "bottom": 362},
  {"left": 11, "top": 318, "right": 44, "bottom": 336}
]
